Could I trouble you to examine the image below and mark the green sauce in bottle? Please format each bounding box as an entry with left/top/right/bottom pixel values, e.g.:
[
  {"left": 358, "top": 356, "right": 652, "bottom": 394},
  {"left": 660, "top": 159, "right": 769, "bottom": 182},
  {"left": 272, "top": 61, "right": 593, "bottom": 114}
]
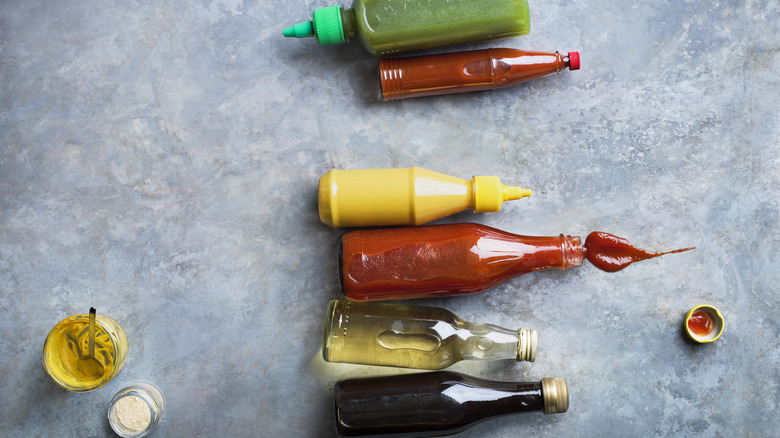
[{"left": 283, "top": 0, "right": 530, "bottom": 57}]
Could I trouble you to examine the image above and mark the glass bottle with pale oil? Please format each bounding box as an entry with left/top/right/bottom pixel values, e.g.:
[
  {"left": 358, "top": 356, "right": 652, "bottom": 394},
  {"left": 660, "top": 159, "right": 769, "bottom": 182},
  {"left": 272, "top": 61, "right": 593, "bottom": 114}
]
[{"left": 323, "top": 300, "right": 537, "bottom": 369}]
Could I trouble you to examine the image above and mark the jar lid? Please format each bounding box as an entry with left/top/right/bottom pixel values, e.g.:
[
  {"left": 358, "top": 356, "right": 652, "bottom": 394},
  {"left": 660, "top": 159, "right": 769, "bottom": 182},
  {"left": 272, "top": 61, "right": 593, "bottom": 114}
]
[
  {"left": 516, "top": 328, "right": 538, "bottom": 362},
  {"left": 684, "top": 305, "right": 724, "bottom": 343},
  {"left": 541, "top": 377, "right": 569, "bottom": 414}
]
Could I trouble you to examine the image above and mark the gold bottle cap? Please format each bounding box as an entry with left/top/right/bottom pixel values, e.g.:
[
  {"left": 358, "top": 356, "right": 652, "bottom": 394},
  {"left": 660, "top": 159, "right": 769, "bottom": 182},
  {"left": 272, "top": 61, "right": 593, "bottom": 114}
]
[
  {"left": 684, "top": 304, "right": 725, "bottom": 343},
  {"left": 516, "top": 328, "right": 538, "bottom": 362},
  {"left": 541, "top": 377, "right": 569, "bottom": 415}
]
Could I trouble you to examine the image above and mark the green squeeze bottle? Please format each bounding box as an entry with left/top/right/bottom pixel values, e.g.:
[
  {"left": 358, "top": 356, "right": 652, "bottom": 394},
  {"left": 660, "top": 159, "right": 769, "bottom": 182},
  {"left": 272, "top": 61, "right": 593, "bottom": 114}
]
[{"left": 283, "top": 0, "right": 531, "bottom": 57}]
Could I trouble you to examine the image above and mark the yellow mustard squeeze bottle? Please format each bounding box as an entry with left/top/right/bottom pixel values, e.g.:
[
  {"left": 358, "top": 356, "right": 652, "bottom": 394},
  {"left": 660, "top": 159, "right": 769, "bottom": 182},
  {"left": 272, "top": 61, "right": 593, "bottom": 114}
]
[{"left": 318, "top": 167, "right": 532, "bottom": 228}]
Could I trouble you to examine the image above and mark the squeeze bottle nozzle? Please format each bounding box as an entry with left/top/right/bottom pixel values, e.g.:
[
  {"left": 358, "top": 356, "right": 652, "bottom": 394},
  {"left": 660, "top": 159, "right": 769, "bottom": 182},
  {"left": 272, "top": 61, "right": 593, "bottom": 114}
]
[
  {"left": 507, "top": 186, "right": 534, "bottom": 200},
  {"left": 283, "top": 21, "right": 314, "bottom": 38},
  {"left": 282, "top": 6, "right": 346, "bottom": 45},
  {"left": 472, "top": 175, "right": 532, "bottom": 212}
]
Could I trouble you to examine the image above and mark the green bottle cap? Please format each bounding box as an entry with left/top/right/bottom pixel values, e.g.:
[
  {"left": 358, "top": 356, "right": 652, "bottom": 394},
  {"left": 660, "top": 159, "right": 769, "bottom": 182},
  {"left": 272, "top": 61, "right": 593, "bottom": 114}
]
[
  {"left": 312, "top": 6, "right": 345, "bottom": 45},
  {"left": 283, "top": 6, "right": 346, "bottom": 45}
]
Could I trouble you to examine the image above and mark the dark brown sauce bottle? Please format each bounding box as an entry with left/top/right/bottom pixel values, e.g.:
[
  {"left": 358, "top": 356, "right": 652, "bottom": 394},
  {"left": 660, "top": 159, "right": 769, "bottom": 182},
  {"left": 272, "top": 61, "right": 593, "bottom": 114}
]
[{"left": 334, "top": 371, "right": 568, "bottom": 437}]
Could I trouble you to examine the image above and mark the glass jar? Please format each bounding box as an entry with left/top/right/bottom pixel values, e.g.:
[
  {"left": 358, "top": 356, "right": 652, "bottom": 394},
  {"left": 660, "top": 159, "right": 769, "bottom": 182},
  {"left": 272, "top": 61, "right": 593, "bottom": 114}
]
[
  {"left": 108, "top": 382, "right": 165, "bottom": 438},
  {"left": 42, "top": 313, "right": 128, "bottom": 392}
]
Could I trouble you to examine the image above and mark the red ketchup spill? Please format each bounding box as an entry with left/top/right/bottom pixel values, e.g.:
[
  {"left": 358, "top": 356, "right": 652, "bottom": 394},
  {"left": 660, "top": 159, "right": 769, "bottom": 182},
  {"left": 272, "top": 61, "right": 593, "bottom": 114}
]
[
  {"left": 687, "top": 311, "right": 714, "bottom": 336},
  {"left": 583, "top": 231, "right": 694, "bottom": 272}
]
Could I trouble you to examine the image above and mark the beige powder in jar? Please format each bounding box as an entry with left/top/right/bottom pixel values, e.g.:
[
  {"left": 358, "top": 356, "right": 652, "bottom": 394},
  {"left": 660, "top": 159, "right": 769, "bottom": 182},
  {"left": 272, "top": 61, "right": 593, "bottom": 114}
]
[{"left": 112, "top": 395, "right": 152, "bottom": 433}]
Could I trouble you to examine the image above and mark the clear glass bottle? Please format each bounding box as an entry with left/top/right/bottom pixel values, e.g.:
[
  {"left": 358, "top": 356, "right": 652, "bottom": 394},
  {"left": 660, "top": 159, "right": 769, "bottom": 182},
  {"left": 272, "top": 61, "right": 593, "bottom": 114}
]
[
  {"left": 283, "top": 0, "right": 531, "bottom": 57},
  {"left": 323, "top": 300, "right": 537, "bottom": 369},
  {"left": 334, "top": 371, "right": 569, "bottom": 437}
]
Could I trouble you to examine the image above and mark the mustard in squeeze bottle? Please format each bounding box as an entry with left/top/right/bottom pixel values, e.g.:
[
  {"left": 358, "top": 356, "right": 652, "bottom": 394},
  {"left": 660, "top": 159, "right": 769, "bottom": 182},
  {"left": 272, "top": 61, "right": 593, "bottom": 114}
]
[{"left": 318, "top": 167, "right": 532, "bottom": 228}]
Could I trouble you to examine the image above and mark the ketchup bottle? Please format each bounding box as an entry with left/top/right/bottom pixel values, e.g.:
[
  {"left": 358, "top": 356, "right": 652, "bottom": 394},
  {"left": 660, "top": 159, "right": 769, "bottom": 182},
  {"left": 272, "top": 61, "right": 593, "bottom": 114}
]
[
  {"left": 283, "top": 0, "right": 530, "bottom": 57},
  {"left": 339, "top": 223, "right": 695, "bottom": 301},
  {"left": 380, "top": 49, "right": 580, "bottom": 100},
  {"left": 334, "top": 371, "right": 568, "bottom": 437},
  {"left": 340, "top": 223, "right": 583, "bottom": 301}
]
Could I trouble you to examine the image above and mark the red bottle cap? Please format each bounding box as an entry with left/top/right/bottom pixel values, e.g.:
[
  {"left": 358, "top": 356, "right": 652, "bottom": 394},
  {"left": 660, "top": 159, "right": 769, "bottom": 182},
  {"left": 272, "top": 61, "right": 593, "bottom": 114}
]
[{"left": 568, "top": 52, "right": 580, "bottom": 70}]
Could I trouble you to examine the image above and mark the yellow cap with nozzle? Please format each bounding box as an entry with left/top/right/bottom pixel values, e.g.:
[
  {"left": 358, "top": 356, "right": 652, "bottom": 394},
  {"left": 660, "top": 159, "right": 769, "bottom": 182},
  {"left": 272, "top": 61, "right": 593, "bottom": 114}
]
[{"left": 473, "top": 175, "right": 532, "bottom": 212}]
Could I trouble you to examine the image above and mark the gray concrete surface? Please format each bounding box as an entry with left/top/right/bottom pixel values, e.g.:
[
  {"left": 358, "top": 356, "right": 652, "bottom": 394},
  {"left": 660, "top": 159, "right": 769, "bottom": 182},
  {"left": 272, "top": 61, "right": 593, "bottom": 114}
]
[{"left": 1, "top": 0, "right": 779, "bottom": 436}]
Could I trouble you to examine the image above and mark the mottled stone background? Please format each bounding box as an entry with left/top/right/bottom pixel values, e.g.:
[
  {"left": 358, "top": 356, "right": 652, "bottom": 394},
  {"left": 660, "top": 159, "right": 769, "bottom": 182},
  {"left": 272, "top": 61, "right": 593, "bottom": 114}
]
[{"left": 1, "top": 0, "right": 779, "bottom": 436}]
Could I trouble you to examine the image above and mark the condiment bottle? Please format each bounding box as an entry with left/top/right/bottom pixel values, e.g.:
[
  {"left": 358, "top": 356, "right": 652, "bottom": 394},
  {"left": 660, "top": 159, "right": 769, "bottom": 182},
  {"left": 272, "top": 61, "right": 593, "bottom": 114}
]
[
  {"left": 334, "top": 371, "right": 568, "bottom": 437},
  {"left": 283, "top": 0, "right": 530, "bottom": 57},
  {"left": 340, "top": 223, "right": 583, "bottom": 301},
  {"left": 319, "top": 167, "right": 531, "bottom": 228},
  {"left": 323, "top": 299, "right": 537, "bottom": 369},
  {"left": 340, "top": 224, "right": 695, "bottom": 301},
  {"left": 380, "top": 49, "right": 580, "bottom": 100}
]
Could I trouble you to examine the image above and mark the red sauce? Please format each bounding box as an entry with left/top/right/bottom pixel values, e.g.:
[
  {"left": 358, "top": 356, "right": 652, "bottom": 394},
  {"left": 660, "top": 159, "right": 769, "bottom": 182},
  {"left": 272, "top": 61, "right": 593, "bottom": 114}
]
[
  {"left": 583, "top": 231, "right": 694, "bottom": 272},
  {"left": 339, "top": 226, "right": 695, "bottom": 301},
  {"left": 687, "top": 311, "right": 714, "bottom": 336},
  {"left": 340, "top": 223, "right": 583, "bottom": 301},
  {"left": 379, "top": 49, "right": 572, "bottom": 100}
]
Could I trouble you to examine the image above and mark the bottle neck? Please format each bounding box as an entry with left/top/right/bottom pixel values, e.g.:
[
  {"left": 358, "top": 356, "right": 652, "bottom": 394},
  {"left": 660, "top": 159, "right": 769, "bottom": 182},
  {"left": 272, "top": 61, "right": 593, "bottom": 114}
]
[
  {"left": 501, "top": 50, "right": 569, "bottom": 83},
  {"left": 459, "top": 377, "right": 568, "bottom": 417},
  {"left": 340, "top": 8, "right": 357, "bottom": 40},
  {"left": 457, "top": 322, "right": 537, "bottom": 363},
  {"left": 468, "top": 230, "right": 584, "bottom": 276},
  {"left": 555, "top": 50, "right": 566, "bottom": 72},
  {"left": 454, "top": 381, "right": 544, "bottom": 418},
  {"left": 561, "top": 234, "right": 584, "bottom": 269}
]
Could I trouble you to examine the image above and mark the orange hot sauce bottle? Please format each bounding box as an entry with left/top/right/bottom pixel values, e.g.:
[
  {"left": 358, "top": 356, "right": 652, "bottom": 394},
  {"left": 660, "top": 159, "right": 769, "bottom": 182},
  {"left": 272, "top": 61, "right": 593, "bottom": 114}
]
[
  {"left": 339, "top": 223, "right": 584, "bottom": 301},
  {"left": 338, "top": 224, "right": 694, "bottom": 302},
  {"left": 379, "top": 49, "right": 580, "bottom": 100}
]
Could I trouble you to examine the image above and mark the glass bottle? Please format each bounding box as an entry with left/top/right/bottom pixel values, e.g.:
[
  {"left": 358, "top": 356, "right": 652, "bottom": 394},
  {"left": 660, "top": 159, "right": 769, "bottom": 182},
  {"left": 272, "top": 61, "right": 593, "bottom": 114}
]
[
  {"left": 283, "top": 0, "right": 530, "bottom": 57},
  {"left": 380, "top": 49, "right": 580, "bottom": 100},
  {"left": 339, "top": 223, "right": 584, "bottom": 301},
  {"left": 334, "top": 371, "right": 568, "bottom": 437},
  {"left": 319, "top": 167, "right": 531, "bottom": 228},
  {"left": 323, "top": 300, "right": 537, "bottom": 369}
]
